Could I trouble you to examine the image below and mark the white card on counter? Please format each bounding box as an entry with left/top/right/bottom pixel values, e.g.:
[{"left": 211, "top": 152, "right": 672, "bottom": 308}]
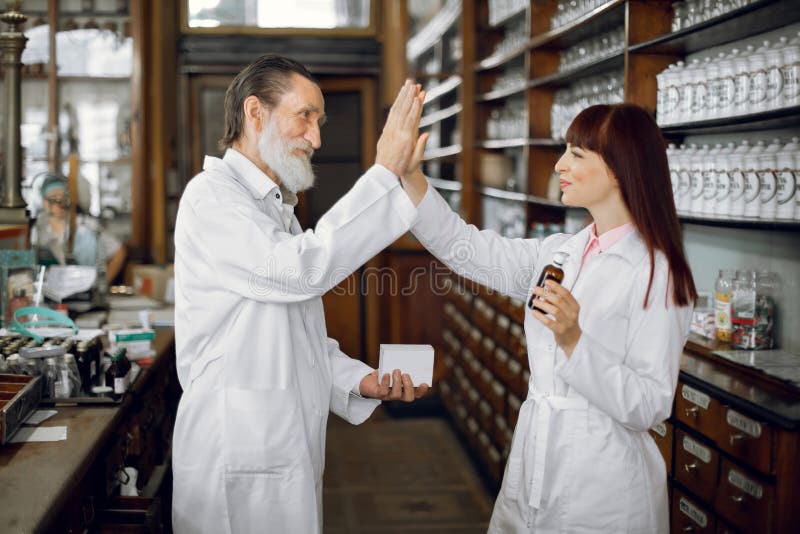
[
  {"left": 379, "top": 344, "right": 434, "bottom": 387},
  {"left": 10, "top": 426, "right": 67, "bottom": 443},
  {"left": 24, "top": 409, "right": 58, "bottom": 426}
]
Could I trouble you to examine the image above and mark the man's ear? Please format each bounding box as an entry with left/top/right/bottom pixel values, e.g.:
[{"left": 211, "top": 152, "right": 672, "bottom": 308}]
[{"left": 243, "top": 95, "right": 267, "bottom": 133}]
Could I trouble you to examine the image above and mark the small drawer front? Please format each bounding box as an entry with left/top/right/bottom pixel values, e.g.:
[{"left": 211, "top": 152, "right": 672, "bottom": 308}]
[
  {"left": 676, "top": 382, "right": 723, "bottom": 435},
  {"left": 648, "top": 421, "right": 673, "bottom": 476},
  {"left": 674, "top": 429, "right": 720, "bottom": 505},
  {"left": 714, "top": 459, "right": 774, "bottom": 533},
  {"left": 508, "top": 394, "right": 521, "bottom": 428},
  {"left": 673, "top": 488, "right": 716, "bottom": 534},
  {"left": 716, "top": 519, "right": 741, "bottom": 534},
  {"left": 714, "top": 407, "right": 772, "bottom": 475}
]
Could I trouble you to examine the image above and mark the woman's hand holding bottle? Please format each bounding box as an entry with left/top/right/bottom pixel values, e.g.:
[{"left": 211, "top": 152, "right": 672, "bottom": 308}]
[{"left": 530, "top": 280, "right": 582, "bottom": 357}]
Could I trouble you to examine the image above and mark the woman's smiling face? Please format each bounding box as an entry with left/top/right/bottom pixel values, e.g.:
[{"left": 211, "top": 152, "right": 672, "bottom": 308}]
[{"left": 554, "top": 144, "right": 619, "bottom": 209}]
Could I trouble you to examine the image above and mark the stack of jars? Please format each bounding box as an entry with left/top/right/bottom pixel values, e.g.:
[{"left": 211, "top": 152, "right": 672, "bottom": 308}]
[
  {"left": 488, "top": 0, "right": 527, "bottom": 27},
  {"left": 558, "top": 27, "right": 625, "bottom": 72},
  {"left": 550, "top": 0, "right": 608, "bottom": 30},
  {"left": 656, "top": 34, "right": 800, "bottom": 126},
  {"left": 666, "top": 138, "right": 800, "bottom": 220},
  {"left": 671, "top": 0, "right": 756, "bottom": 33},
  {"left": 715, "top": 269, "right": 779, "bottom": 350},
  {"left": 551, "top": 71, "right": 624, "bottom": 140},
  {"left": 488, "top": 17, "right": 527, "bottom": 57},
  {"left": 486, "top": 98, "right": 528, "bottom": 139}
]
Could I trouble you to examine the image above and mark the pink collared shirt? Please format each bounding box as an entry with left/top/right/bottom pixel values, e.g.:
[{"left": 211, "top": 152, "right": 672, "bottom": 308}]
[{"left": 580, "top": 221, "right": 636, "bottom": 271}]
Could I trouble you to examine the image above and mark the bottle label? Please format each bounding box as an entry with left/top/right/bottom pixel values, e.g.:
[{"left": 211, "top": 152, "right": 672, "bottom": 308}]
[
  {"left": 782, "top": 64, "right": 800, "bottom": 99},
  {"left": 681, "top": 385, "right": 710, "bottom": 409},
  {"left": 766, "top": 67, "right": 784, "bottom": 100},
  {"left": 743, "top": 172, "right": 761, "bottom": 202},
  {"left": 702, "top": 170, "right": 717, "bottom": 200},
  {"left": 679, "top": 170, "right": 692, "bottom": 196},
  {"left": 714, "top": 293, "right": 732, "bottom": 332},
  {"left": 670, "top": 170, "right": 680, "bottom": 196},
  {"left": 734, "top": 73, "right": 749, "bottom": 105},
  {"left": 729, "top": 171, "right": 745, "bottom": 201},
  {"left": 716, "top": 171, "right": 731, "bottom": 201},
  {"left": 749, "top": 71, "right": 768, "bottom": 104},
  {"left": 777, "top": 170, "right": 796, "bottom": 205},
  {"left": 682, "top": 435, "right": 712, "bottom": 463},
  {"left": 114, "top": 377, "right": 126, "bottom": 395},
  {"left": 690, "top": 171, "right": 704, "bottom": 199},
  {"left": 679, "top": 497, "right": 707, "bottom": 527},
  {"left": 758, "top": 171, "right": 777, "bottom": 203}
]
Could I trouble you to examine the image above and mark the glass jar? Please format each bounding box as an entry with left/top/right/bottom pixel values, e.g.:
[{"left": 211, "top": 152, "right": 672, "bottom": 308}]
[
  {"left": 714, "top": 269, "right": 737, "bottom": 341},
  {"left": 731, "top": 270, "right": 777, "bottom": 349}
]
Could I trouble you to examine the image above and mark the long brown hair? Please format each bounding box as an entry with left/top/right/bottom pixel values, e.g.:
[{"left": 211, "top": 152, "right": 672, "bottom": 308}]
[{"left": 565, "top": 104, "right": 697, "bottom": 308}]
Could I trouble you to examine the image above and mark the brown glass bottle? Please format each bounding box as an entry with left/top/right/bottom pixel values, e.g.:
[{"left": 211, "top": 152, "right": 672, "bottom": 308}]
[{"left": 527, "top": 252, "right": 569, "bottom": 312}]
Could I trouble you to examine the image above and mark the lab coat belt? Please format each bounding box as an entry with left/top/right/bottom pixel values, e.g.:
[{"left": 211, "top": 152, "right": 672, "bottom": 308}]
[{"left": 519, "top": 385, "right": 588, "bottom": 509}]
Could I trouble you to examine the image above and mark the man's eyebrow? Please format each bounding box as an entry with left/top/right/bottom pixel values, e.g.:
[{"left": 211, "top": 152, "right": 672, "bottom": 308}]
[{"left": 300, "top": 104, "right": 327, "bottom": 125}]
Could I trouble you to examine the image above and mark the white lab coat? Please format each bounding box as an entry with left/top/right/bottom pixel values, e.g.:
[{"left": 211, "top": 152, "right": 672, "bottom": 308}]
[
  {"left": 171, "top": 149, "right": 417, "bottom": 533},
  {"left": 412, "top": 185, "right": 692, "bottom": 533}
]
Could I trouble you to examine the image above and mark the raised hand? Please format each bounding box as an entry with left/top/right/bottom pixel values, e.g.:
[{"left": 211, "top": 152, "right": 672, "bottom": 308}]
[{"left": 375, "top": 80, "right": 426, "bottom": 177}]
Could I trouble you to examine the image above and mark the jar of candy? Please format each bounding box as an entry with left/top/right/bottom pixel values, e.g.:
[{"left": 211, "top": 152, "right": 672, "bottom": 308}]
[
  {"left": 714, "top": 269, "right": 737, "bottom": 342},
  {"left": 731, "top": 270, "right": 777, "bottom": 349}
]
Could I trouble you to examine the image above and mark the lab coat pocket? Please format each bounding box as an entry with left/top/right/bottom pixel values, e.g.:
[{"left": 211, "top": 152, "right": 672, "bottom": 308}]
[{"left": 223, "top": 387, "right": 303, "bottom": 475}]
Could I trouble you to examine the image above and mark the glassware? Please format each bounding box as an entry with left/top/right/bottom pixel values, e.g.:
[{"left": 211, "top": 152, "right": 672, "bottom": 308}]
[{"left": 714, "top": 269, "right": 737, "bottom": 342}]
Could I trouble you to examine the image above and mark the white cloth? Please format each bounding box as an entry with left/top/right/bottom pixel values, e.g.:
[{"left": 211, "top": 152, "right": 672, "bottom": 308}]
[
  {"left": 171, "top": 149, "right": 417, "bottom": 533},
  {"left": 412, "top": 183, "right": 691, "bottom": 533}
]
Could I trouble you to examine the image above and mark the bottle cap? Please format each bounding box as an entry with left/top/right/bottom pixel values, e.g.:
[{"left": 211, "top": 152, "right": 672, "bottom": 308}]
[
  {"left": 552, "top": 251, "right": 569, "bottom": 266},
  {"left": 91, "top": 386, "right": 113, "bottom": 397}
]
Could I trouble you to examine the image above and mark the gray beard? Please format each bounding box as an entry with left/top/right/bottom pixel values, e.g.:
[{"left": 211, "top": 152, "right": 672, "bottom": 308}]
[{"left": 257, "top": 120, "right": 316, "bottom": 194}]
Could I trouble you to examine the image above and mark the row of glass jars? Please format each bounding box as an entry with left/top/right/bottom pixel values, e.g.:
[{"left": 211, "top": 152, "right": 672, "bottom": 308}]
[
  {"left": 487, "top": 99, "right": 528, "bottom": 140},
  {"left": 667, "top": 138, "right": 800, "bottom": 220},
  {"left": 714, "top": 269, "right": 778, "bottom": 350},
  {"left": 656, "top": 34, "right": 800, "bottom": 126},
  {"left": 551, "top": 71, "right": 624, "bottom": 140},
  {"left": 488, "top": 17, "right": 527, "bottom": 58},
  {"left": 559, "top": 27, "right": 624, "bottom": 72},
  {"left": 488, "top": 0, "right": 528, "bottom": 27},
  {"left": 550, "top": 0, "right": 609, "bottom": 31},
  {"left": 672, "top": 0, "right": 758, "bottom": 33}
]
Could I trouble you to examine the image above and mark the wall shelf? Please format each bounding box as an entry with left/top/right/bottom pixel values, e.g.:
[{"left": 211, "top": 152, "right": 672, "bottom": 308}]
[
  {"left": 528, "top": 0, "right": 625, "bottom": 51},
  {"left": 419, "top": 103, "right": 462, "bottom": 128},
  {"left": 480, "top": 186, "right": 573, "bottom": 210},
  {"left": 475, "top": 43, "right": 527, "bottom": 72},
  {"left": 422, "top": 144, "right": 462, "bottom": 161},
  {"left": 629, "top": 0, "right": 800, "bottom": 55},
  {"left": 661, "top": 105, "right": 800, "bottom": 135},
  {"left": 428, "top": 177, "right": 462, "bottom": 192},
  {"left": 407, "top": 0, "right": 461, "bottom": 61},
  {"left": 528, "top": 52, "right": 624, "bottom": 89},
  {"left": 679, "top": 214, "right": 800, "bottom": 231},
  {"left": 488, "top": 4, "right": 528, "bottom": 29},
  {"left": 476, "top": 138, "right": 564, "bottom": 149},
  {"left": 424, "top": 75, "right": 462, "bottom": 105},
  {"left": 476, "top": 82, "right": 527, "bottom": 102}
]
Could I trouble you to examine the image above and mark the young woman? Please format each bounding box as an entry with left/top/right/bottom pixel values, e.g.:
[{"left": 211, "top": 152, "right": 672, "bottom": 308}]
[{"left": 401, "top": 104, "right": 696, "bottom": 532}]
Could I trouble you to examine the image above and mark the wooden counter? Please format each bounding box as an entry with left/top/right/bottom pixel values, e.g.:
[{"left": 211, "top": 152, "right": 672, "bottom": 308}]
[{"left": 0, "top": 328, "right": 177, "bottom": 534}]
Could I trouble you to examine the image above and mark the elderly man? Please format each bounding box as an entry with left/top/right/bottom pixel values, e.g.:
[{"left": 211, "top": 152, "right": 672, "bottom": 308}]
[{"left": 172, "top": 54, "right": 429, "bottom": 533}]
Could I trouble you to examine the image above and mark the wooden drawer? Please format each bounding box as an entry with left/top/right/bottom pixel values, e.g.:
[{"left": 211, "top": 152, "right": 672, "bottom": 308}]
[
  {"left": 494, "top": 348, "right": 510, "bottom": 385},
  {"left": 495, "top": 314, "right": 511, "bottom": 351},
  {"left": 487, "top": 446, "right": 503, "bottom": 483},
  {"left": 676, "top": 382, "right": 724, "bottom": 436},
  {"left": 675, "top": 428, "right": 720, "bottom": 505},
  {"left": 648, "top": 421, "right": 673, "bottom": 476},
  {"left": 481, "top": 337, "right": 496, "bottom": 372},
  {"left": 489, "top": 379, "right": 506, "bottom": 416},
  {"left": 493, "top": 414, "right": 509, "bottom": 452},
  {"left": 509, "top": 324, "right": 524, "bottom": 360},
  {"left": 479, "top": 368, "right": 494, "bottom": 400},
  {"left": 478, "top": 400, "right": 493, "bottom": 432},
  {"left": 716, "top": 519, "right": 741, "bottom": 534},
  {"left": 714, "top": 406, "right": 773, "bottom": 475},
  {"left": 508, "top": 298, "right": 525, "bottom": 324},
  {"left": 673, "top": 488, "right": 716, "bottom": 534},
  {"left": 465, "top": 386, "right": 480, "bottom": 411},
  {"left": 506, "top": 359, "right": 523, "bottom": 397},
  {"left": 508, "top": 394, "right": 521, "bottom": 428},
  {"left": 714, "top": 459, "right": 774, "bottom": 533},
  {"left": 466, "top": 327, "right": 483, "bottom": 357}
]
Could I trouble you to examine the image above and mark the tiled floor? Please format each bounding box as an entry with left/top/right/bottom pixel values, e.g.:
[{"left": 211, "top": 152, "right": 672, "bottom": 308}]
[{"left": 323, "top": 408, "right": 494, "bottom": 533}]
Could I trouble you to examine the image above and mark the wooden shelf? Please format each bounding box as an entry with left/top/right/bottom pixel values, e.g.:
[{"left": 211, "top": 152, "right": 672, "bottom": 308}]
[
  {"left": 480, "top": 186, "right": 572, "bottom": 210},
  {"left": 428, "top": 177, "right": 462, "bottom": 192},
  {"left": 58, "top": 75, "right": 130, "bottom": 81},
  {"left": 476, "top": 82, "right": 527, "bottom": 102},
  {"left": 413, "top": 71, "right": 458, "bottom": 80},
  {"left": 474, "top": 42, "right": 527, "bottom": 72},
  {"left": 489, "top": 4, "right": 528, "bottom": 29},
  {"left": 679, "top": 213, "right": 800, "bottom": 231},
  {"left": 629, "top": 0, "right": 800, "bottom": 55},
  {"left": 422, "top": 144, "right": 462, "bottom": 161},
  {"left": 407, "top": 0, "right": 461, "bottom": 61},
  {"left": 528, "top": 0, "right": 625, "bottom": 50},
  {"left": 528, "top": 52, "right": 624, "bottom": 89},
  {"left": 424, "top": 75, "right": 462, "bottom": 105},
  {"left": 476, "top": 138, "right": 564, "bottom": 149},
  {"left": 419, "top": 103, "right": 462, "bottom": 128},
  {"left": 661, "top": 105, "right": 800, "bottom": 136}
]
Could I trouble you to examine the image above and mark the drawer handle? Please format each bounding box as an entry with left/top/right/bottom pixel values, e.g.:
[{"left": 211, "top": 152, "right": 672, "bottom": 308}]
[
  {"left": 683, "top": 462, "right": 698, "bottom": 472},
  {"left": 729, "top": 433, "right": 746, "bottom": 445},
  {"left": 685, "top": 406, "right": 699, "bottom": 417},
  {"left": 731, "top": 494, "right": 746, "bottom": 504},
  {"left": 682, "top": 527, "right": 695, "bottom": 533}
]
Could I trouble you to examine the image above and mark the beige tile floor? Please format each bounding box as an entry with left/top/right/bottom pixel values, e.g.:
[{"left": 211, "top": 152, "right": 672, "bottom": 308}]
[{"left": 323, "top": 408, "right": 493, "bottom": 533}]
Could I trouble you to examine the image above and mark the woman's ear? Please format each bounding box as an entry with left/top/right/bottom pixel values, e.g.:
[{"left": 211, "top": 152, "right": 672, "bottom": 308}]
[{"left": 243, "top": 95, "right": 267, "bottom": 133}]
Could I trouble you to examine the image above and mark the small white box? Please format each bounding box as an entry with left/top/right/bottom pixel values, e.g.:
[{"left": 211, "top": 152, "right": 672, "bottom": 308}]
[{"left": 378, "top": 344, "right": 435, "bottom": 387}]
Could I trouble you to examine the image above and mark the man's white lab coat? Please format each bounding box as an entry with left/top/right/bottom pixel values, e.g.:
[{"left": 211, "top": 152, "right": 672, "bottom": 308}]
[
  {"left": 412, "top": 185, "right": 691, "bottom": 533},
  {"left": 172, "top": 149, "right": 417, "bottom": 533}
]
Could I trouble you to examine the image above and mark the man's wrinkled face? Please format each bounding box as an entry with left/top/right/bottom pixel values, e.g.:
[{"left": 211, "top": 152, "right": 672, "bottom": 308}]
[{"left": 257, "top": 74, "right": 327, "bottom": 193}]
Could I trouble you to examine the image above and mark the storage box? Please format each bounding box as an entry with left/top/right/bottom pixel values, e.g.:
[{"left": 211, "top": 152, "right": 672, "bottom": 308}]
[
  {"left": 1, "top": 374, "right": 43, "bottom": 444},
  {"left": 128, "top": 264, "right": 173, "bottom": 301}
]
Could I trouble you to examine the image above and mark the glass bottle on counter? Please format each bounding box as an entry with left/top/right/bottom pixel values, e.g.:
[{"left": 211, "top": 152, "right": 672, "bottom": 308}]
[
  {"left": 106, "top": 348, "right": 131, "bottom": 397},
  {"left": 528, "top": 252, "right": 569, "bottom": 312},
  {"left": 731, "top": 270, "right": 777, "bottom": 350},
  {"left": 44, "top": 357, "right": 59, "bottom": 398},
  {"left": 714, "top": 269, "right": 737, "bottom": 342}
]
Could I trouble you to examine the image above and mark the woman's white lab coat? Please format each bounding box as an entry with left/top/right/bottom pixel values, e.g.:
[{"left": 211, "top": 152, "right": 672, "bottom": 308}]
[
  {"left": 412, "top": 185, "right": 691, "bottom": 533},
  {"left": 171, "top": 150, "right": 417, "bottom": 533}
]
